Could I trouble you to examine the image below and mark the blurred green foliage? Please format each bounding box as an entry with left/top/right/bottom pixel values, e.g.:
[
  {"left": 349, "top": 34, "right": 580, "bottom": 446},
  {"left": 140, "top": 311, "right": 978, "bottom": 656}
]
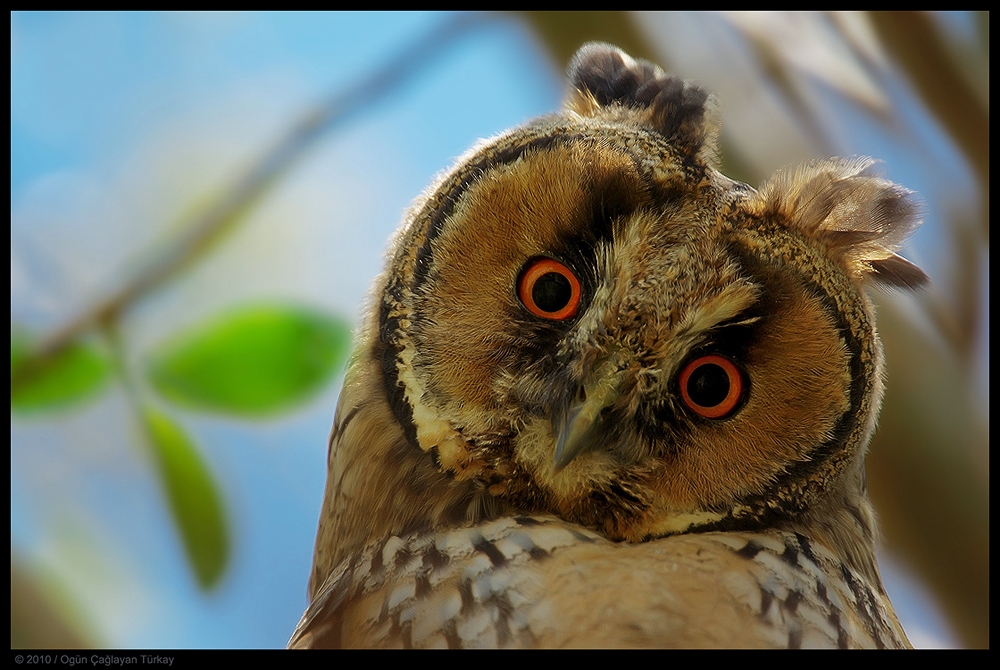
[
  {"left": 147, "top": 306, "right": 350, "bottom": 416},
  {"left": 141, "top": 407, "right": 230, "bottom": 590},
  {"left": 11, "top": 332, "right": 112, "bottom": 413},
  {"left": 11, "top": 304, "right": 350, "bottom": 595}
]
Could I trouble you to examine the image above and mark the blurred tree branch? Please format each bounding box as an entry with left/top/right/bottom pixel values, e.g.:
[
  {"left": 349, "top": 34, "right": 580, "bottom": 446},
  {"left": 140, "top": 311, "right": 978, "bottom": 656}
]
[
  {"left": 869, "top": 11, "right": 989, "bottom": 233},
  {"left": 518, "top": 11, "right": 657, "bottom": 69},
  {"left": 869, "top": 11, "right": 988, "bottom": 365},
  {"left": 26, "top": 13, "right": 490, "bottom": 366},
  {"left": 11, "top": 554, "right": 95, "bottom": 649}
]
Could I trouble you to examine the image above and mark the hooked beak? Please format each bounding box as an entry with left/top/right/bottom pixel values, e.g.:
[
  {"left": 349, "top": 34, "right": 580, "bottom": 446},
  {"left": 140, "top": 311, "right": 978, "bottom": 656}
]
[{"left": 552, "top": 363, "right": 626, "bottom": 473}]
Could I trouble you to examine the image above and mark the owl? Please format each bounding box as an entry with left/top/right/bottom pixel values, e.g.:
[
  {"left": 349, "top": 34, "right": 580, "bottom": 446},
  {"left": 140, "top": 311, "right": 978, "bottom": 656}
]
[{"left": 289, "top": 43, "right": 926, "bottom": 649}]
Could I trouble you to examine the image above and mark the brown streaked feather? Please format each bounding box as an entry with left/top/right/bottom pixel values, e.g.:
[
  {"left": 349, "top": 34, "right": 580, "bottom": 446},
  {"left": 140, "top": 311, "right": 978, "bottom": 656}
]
[
  {"left": 291, "top": 516, "right": 908, "bottom": 649},
  {"left": 749, "top": 157, "right": 926, "bottom": 287}
]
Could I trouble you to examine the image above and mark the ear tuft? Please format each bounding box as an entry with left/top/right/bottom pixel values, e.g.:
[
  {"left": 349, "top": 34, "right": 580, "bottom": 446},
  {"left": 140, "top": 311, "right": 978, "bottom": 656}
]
[
  {"left": 566, "top": 43, "right": 718, "bottom": 164},
  {"left": 568, "top": 42, "right": 668, "bottom": 110},
  {"left": 754, "top": 157, "right": 928, "bottom": 289}
]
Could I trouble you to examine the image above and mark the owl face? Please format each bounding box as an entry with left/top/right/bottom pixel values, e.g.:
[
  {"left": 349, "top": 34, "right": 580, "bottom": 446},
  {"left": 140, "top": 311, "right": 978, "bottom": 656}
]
[
  {"left": 374, "top": 44, "right": 925, "bottom": 545},
  {"left": 296, "top": 43, "right": 925, "bottom": 648}
]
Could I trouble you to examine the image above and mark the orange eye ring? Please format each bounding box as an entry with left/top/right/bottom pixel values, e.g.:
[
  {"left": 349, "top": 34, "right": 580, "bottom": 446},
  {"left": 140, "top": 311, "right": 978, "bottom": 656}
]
[
  {"left": 679, "top": 354, "right": 745, "bottom": 419},
  {"left": 518, "top": 257, "right": 582, "bottom": 320}
]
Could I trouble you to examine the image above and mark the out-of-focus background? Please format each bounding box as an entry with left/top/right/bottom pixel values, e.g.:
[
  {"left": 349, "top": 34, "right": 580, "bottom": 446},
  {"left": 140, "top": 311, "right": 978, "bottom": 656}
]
[{"left": 11, "top": 12, "right": 988, "bottom": 649}]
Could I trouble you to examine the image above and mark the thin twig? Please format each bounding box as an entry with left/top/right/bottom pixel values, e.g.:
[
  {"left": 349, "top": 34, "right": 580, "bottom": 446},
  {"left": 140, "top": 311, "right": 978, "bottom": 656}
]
[{"left": 30, "top": 12, "right": 491, "bottom": 359}]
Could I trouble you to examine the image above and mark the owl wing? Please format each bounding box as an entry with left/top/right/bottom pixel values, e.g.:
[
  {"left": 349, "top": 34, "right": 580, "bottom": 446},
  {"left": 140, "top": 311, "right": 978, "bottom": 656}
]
[{"left": 289, "top": 515, "right": 908, "bottom": 649}]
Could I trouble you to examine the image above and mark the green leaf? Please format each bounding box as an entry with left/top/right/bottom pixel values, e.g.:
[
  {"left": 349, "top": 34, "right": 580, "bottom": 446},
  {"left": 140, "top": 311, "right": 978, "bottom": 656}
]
[
  {"left": 11, "top": 331, "right": 112, "bottom": 413},
  {"left": 142, "top": 406, "right": 229, "bottom": 590},
  {"left": 146, "top": 305, "right": 351, "bottom": 416}
]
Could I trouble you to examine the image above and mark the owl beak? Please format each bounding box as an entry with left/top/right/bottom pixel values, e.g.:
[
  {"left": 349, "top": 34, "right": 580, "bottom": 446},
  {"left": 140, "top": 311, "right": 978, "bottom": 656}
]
[{"left": 552, "top": 366, "right": 625, "bottom": 473}]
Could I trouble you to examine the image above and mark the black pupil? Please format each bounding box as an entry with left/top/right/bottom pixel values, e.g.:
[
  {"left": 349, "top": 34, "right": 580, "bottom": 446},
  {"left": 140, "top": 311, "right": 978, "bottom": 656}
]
[
  {"left": 532, "top": 272, "right": 572, "bottom": 313},
  {"left": 687, "top": 363, "right": 731, "bottom": 408}
]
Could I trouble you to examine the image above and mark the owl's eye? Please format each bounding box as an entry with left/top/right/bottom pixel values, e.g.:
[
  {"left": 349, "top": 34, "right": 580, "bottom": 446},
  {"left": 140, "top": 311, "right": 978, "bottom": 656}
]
[
  {"left": 518, "top": 257, "right": 582, "bottom": 320},
  {"left": 679, "top": 354, "right": 745, "bottom": 419}
]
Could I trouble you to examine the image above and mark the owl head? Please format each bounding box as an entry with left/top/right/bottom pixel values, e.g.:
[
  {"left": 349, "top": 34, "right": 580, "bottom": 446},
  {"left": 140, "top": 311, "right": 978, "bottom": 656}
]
[{"left": 361, "top": 43, "right": 926, "bottom": 551}]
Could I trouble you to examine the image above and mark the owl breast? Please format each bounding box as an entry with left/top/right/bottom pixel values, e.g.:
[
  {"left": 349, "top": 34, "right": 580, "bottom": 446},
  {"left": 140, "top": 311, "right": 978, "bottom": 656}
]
[{"left": 293, "top": 516, "right": 907, "bottom": 648}]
